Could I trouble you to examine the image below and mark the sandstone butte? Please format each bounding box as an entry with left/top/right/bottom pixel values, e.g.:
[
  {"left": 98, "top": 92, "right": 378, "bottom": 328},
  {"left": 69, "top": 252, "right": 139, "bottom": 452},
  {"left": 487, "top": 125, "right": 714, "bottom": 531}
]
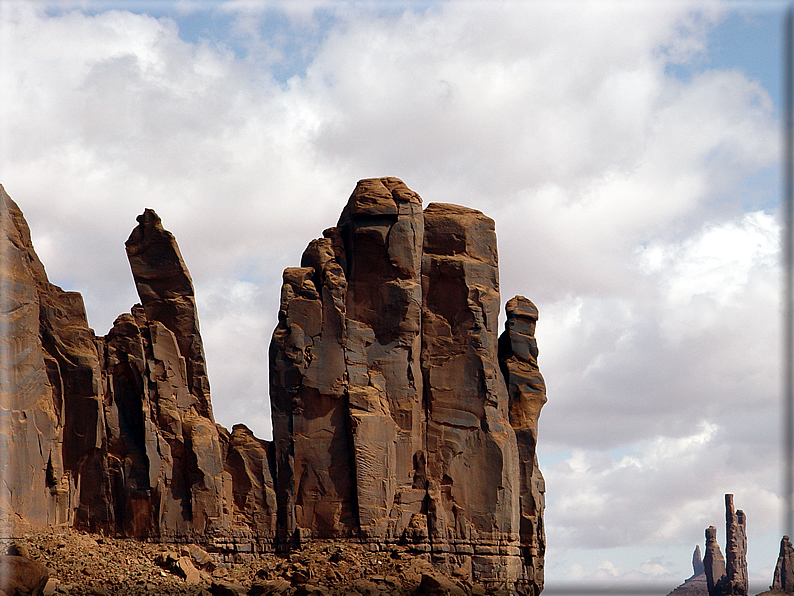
[{"left": 0, "top": 178, "right": 547, "bottom": 595}]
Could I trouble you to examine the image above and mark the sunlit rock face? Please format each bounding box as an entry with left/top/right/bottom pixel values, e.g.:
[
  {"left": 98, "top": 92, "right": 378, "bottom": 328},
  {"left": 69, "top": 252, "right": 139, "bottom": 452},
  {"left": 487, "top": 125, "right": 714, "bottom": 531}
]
[{"left": 270, "top": 178, "right": 547, "bottom": 593}]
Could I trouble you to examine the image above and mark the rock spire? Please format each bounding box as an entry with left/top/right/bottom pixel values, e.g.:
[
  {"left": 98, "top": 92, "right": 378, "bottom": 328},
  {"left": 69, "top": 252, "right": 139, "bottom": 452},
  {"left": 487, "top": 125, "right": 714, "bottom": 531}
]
[
  {"left": 703, "top": 494, "right": 748, "bottom": 596},
  {"left": 270, "top": 178, "right": 546, "bottom": 592}
]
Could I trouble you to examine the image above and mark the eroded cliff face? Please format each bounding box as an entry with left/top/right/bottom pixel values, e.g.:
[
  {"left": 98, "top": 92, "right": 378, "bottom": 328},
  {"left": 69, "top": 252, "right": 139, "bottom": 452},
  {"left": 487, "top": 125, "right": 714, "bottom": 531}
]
[
  {"left": 271, "top": 178, "right": 547, "bottom": 592},
  {"left": 0, "top": 187, "right": 270, "bottom": 547},
  {"left": 0, "top": 179, "right": 547, "bottom": 593},
  {"left": 0, "top": 186, "right": 105, "bottom": 531}
]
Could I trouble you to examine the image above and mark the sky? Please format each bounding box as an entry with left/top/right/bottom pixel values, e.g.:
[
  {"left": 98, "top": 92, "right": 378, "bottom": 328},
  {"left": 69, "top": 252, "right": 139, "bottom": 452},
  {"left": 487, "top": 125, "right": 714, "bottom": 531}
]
[{"left": 0, "top": 0, "right": 787, "bottom": 591}]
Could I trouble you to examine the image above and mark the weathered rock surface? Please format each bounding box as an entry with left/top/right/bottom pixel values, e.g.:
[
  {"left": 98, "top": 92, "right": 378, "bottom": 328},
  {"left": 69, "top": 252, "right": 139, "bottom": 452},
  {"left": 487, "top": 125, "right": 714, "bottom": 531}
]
[
  {"left": 0, "top": 186, "right": 265, "bottom": 548},
  {"left": 0, "top": 179, "right": 546, "bottom": 593},
  {"left": 270, "top": 178, "right": 546, "bottom": 593},
  {"left": 703, "top": 494, "right": 748, "bottom": 596},
  {"left": 498, "top": 296, "right": 546, "bottom": 588}
]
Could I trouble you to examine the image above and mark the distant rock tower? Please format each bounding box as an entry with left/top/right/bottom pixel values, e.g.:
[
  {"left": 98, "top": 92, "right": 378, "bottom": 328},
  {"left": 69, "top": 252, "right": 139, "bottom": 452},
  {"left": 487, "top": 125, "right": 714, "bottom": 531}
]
[
  {"left": 704, "top": 494, "right": 748, "bottom": 596},
  {"left": 665, "top": 544, "right": 708, "bottom": 595},
  {"left": 694, "top": 544, "right": 705, "bottom": 576},
  {"left": 772, "top": 535, "right": 794, "bottom": 593}
]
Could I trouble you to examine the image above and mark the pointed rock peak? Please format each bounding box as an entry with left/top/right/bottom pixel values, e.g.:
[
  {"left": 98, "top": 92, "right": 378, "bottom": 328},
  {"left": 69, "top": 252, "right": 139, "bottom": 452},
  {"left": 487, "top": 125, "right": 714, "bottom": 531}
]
[
  {"left": 693, "top": 544, "right": 705, "bottom": 576},
  {"left": 772, "top": 535, "right": 794, "bottom": 592}
]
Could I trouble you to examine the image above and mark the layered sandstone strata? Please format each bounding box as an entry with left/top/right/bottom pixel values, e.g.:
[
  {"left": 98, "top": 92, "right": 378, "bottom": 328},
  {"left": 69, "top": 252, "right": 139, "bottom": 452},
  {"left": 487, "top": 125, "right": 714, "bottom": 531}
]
[
  {"left": 704, "top": 494, "right": 748, "bottom": 596},
  {"left": 773, "top": 536, "right": 794, "bottom": 593}
]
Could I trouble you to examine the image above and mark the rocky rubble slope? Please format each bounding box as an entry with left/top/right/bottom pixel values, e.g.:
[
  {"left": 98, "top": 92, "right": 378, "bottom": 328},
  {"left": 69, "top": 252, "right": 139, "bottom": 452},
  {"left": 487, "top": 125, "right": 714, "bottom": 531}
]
[{"left": 4, "top": 528, "right": 498, "bottom": 596}]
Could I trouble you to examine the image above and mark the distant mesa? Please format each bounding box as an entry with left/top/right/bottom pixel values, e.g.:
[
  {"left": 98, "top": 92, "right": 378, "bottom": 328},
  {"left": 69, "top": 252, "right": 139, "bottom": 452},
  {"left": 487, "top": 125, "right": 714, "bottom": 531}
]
[{"left": 0, "top": 179, "right": 547, "bottom": 594}]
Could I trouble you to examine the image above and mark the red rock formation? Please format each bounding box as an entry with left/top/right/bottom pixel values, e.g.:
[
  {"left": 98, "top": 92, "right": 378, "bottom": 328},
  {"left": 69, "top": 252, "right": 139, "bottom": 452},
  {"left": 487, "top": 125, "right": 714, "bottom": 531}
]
[
  {"left": 1, "top": 179, "right": 547, "bottom": 593},
  {"left": 724, "top": 494, "right": 748, "bottom": 595},
  {"left": 773, "top": 535, "right": 794, "bottom": 593},
  {"left": 704, "top": 494, "right": 748, "bottom": 596},
  {"left": 704, "top": 525, "right": 727, "bottom": 595},
  {"left": 420, "top": 202, "right": 524, "bottom": 584},
  {"left": 125, "top": 209, "right": 212, "bottom": 420},
  {"left": 666, "top": 546, "right": 708, "bottom": 596},
  {"left": 498, "top": 296, "right": 547, "bottom": 592},
  {"left": 270, "top": 178, "right": 546, "bottom": 592}
]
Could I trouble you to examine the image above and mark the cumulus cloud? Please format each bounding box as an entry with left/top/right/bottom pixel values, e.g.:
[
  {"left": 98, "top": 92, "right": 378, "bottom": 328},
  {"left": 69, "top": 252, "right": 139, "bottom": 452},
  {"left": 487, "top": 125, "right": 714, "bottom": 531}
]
[{"left": 0, "top": 0, "right": 782, "bottom": 585}]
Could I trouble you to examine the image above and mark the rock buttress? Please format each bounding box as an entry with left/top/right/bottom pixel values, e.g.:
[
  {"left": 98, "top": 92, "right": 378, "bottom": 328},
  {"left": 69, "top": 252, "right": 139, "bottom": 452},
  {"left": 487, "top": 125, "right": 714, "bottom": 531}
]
[
  {"left": 0, "top": 185, "right": 106, "bottom": 531},
  {"left": 497, "top": 296, "right": 547, "bottom": 595},
  {"left": 270, "top": 177, "right": 425, "bottom": 543},
  {"left": 270, "top": 179, "right": 544, "bottom": 590},
  {"left": 421, "top": 202, "right": 522, "bottom": 582},
  {"left": 98, "top": 306, "right": 230, "bottom": 540},
  {"left": 338, "top": 178, "right": 425, "bottom": 542},
  {"left": 704, "top": 495, "right": 748, "bottom": 596}
]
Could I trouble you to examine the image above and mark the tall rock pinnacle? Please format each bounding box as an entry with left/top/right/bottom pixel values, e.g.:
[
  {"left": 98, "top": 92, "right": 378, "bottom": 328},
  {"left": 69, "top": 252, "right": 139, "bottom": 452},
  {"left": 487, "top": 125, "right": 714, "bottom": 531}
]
[
  {"left": 270, "top": 178, "right": 547, "bottom": 593},
  {"left": 704, "top": 494, "right": 748, "bottom": 596},
  {"left": 125, "top": 209, "right": 212, "bottom": 419}
]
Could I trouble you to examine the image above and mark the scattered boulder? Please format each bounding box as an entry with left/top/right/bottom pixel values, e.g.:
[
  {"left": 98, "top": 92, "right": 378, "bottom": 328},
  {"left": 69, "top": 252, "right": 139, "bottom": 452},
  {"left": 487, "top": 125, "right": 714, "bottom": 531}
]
[
  {"left": 0, "top": 554, "right": 49, "bottom": 596},
  {"left": 414, "top": 572, "right": 467, "bottom": 596}
]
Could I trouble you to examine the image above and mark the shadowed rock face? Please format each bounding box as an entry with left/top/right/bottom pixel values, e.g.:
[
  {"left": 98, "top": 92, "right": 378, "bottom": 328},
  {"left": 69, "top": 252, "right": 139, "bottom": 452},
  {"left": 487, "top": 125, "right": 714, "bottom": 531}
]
[
  {"left": 1, "top": 179, "right": 547, "bottom": 593},
  {"left": 270, "top": 178, "right": 547, "bottom": 593}
]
